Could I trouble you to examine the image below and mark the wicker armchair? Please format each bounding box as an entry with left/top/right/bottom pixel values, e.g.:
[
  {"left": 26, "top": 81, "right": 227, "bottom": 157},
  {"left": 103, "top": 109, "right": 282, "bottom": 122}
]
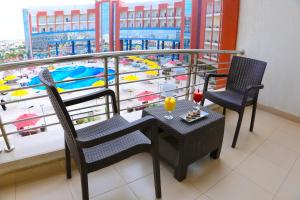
[
  {"left": 201, "top": 56, "right": 267, "bottom": 148},
  {"left": 39, "top": 69, "right": 161, "bottom": 200}
]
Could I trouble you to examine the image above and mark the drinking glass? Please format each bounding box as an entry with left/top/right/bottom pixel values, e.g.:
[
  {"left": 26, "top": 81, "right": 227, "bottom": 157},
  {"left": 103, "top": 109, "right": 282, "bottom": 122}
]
[
  {"left": 164, "top": 97, "right": 176, "bottom": 120},
  {"left": 193, "top": 89, "right": 203, "bottom": 111}
]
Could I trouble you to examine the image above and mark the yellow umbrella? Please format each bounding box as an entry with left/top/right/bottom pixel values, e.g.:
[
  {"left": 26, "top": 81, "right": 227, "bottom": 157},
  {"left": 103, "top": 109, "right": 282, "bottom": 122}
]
[
  {"left": 48, "top": 65, "right": 55, "bottom": 70},
  {"left": 142, "top": 59, "right": 151, "bottom": 64},
  {"left": 11, "top": 89, "right": 29, "bottom": 97},
  {"left": 123, "top": 75, "right": 139, "bottom": 82},
  {"left": 134, "top": 57, "right": 144, "bottom": 61},
  {"left": 56, "top": 87, "right": 65, "bottom": 93},
  {"left": 128, "top": 56, "right": 137, "bottom": 60},
  {"left": 145, "top": 70, "right": 158, "bottom": 76},
  {"left": 0, "top": 80, "right": 7, "bottom": 85},
  {"left": 146, "top": 61, "right": 156, "bottom": 65},
  {"left": 4, "top": 75, "right": 17, "bottom": 81},
  {"left": 92, "top": 80, "right": 105, "bottom": 87},
  {"left": 0, "top": 84, "right": 11, "bottom": 91},
  {"left": 148, "top": 64, "right": 160, "bottom": 69}
]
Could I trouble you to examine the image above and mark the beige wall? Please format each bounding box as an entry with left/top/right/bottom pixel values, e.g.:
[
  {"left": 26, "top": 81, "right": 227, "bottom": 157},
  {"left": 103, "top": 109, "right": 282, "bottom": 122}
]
[{"left": 236, "top": 0, "right": 300, "bottom": 117}]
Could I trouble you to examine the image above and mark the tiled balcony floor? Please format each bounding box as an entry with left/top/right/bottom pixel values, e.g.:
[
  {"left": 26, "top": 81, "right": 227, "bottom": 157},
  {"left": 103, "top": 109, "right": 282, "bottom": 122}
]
[{"left": 1, "top": 108, "right": 300, "bottom": 200}]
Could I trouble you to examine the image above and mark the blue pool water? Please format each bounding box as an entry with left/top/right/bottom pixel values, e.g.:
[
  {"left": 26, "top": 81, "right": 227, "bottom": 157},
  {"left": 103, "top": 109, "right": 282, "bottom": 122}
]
[{"left": 29, "top": 66, "right": 115, "bottom": 90}]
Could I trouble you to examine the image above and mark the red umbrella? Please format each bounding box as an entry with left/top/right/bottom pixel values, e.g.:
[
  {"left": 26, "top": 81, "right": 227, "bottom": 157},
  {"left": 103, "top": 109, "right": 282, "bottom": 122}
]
[
  {"left": 175, "top": 75, "right": 188, "bottom": 81},
  {"left": 13, "top": 113, "right": 41, "bottom": 129},
  {"left": 168, "top": 61, "right": 177, "bottom": 65},
  {"left": 137, "top": 91, "right": 159, "bottom": 102}
]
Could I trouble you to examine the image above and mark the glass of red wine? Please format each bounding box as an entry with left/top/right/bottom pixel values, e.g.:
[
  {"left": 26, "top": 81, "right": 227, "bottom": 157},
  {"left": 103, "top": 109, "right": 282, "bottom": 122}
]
[{"left": 193, "top": 89, "right": 203, "bottom": 111}]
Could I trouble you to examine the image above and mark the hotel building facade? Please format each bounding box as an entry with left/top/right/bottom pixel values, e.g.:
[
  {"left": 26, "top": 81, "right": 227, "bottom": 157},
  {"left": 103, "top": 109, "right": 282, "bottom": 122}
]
[{"left": 23, "top": 0, "right": 238, "bottom": 62}]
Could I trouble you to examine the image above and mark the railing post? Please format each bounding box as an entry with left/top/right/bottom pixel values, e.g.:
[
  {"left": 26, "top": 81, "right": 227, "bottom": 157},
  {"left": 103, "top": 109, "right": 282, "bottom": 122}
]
[
  {"left": 190, "top": 53, "right": 199, "bottom": 99},
  {"left": 114, "top": 56, "right": 120, "bottom": 114},
  {"left": 104, "top": 57, "right": 110, "bottom": 119},
  {"left": 185, "top": 53, "right": 193, "bottom": 100},
  {"left": 0, "top": 116, "right": 14, "bottom": 152}
]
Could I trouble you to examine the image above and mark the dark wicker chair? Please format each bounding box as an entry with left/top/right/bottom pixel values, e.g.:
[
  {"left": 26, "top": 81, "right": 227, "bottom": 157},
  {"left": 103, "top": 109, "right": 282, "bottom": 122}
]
[
  {"left": 39, "top": 69, "right": 161, "bottom": 200},
  {"left": 201, "top": 56, "right": 267, "bottom": 148}
]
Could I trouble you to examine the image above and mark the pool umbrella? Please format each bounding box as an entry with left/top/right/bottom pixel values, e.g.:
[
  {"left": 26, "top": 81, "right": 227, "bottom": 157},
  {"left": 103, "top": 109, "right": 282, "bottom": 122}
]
[
  {"left": 137, "top": 91, "right": 159, "bottom": 102},
  {"left": 92, "top": 80, "right": 105, "bottom": 87},
  {"left": 175, "top": 75, "right": 188, "bottom": 81},
  {"left": 140, "top": 65, "right": 148, "bottom": 70},
  {"left": 56, "top": 87, "right": 65, "bottom": 93},
  {"left": 143, "top": 59, "right": 154, "bottom": 65},
  {"left": 0, "top": 85, "right": 11, "bottom": 91},
  {"left": 128, "top": 56, "right": 137, "bottom": 60},
  {"left": 148, "top": 64, "right": 160, "bottom": 69},
  {"left": 145, "top": 60, "right": 156, "bottom": 65},
  {"left": 0, "top": 80, "right": 6, "bottom": 85},
  {"left": 48, "top": 65, "right": 55, "bottom": 70},
  {"left": 120, "top": 59, "right": 130, "bottom": 65},
  {"left": 167, "top": 61, "right": 177, "bottom": 65},
  {"left": 132, "top": 62, "right": 140, "bottom": 68},
  {"left": 123, "top": 75, "right": 139, "bottom": 82},
  {"left": 13, "top": 113, "right": 41, "bottom": 129},
  {"left": 145, "top": 70, "right": 158, "bottom": 76},
  {"left": 147, "top": 55, "right": 156, "bottom": 60},
  {"left": 134, "top": 57, "right": 143, "bottom": 62},
  {"left": 4, "top": 75, "right": 17, "bottom": 81},
  {"left": 11, "top": 89, "right": 29, "bottom": 97}
]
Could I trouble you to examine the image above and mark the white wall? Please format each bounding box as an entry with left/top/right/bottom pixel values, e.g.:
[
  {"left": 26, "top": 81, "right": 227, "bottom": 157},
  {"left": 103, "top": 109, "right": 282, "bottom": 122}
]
[{"left": 236, "top": 0, "right": 300, "bottom": 117}]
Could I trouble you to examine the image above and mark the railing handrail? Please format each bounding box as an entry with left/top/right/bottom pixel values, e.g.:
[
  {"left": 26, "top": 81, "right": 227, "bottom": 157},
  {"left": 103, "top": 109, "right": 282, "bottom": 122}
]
[{"left": 0, "top": 49, "right": 244, "bottom": 71}]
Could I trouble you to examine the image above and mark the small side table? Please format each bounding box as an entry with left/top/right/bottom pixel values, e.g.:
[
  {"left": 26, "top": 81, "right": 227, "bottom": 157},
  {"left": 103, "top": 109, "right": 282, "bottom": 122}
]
[{"left": 142, "top": 100, "right": 225, "bottom": 181}]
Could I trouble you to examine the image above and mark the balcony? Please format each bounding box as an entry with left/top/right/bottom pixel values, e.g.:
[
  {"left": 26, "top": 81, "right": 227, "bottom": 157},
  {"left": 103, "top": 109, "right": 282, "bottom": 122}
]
[{"left": 0, "top": 48, "right": 299, "bottom": 200}]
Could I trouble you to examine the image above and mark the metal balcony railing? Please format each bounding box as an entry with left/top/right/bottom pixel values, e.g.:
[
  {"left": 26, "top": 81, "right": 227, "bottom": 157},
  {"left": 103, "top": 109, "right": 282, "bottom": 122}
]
[{"left": 0, "top": 49, "right": 244, "bottom": 153}]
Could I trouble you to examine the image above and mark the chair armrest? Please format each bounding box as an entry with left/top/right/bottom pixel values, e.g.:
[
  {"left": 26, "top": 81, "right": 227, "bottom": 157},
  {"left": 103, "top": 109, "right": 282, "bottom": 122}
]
[
  {"left": 63, "top": 88, "right": 118, "bottom": 113},
  {"left": 246, "top": 84, "right": 264, "bottom": 91},
  {"left": 241, "top": 84, "right": 264, "bottom": 105},
  {"left": 203, "top": 73, "right": 228, "bottom": 92},
  {"left": 76, "top": 115, "right": 157, "bottom": 148}
]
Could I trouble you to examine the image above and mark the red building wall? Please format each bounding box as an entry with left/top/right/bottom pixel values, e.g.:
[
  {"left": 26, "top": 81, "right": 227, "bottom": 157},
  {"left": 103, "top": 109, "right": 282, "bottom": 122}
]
[{"left": 199, "top": 0, "right": 240, "bottom": 88}]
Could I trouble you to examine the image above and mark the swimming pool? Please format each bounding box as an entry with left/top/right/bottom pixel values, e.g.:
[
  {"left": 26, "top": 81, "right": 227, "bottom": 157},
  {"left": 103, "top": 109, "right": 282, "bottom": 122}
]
[{"left": 29, "top": 66, "right": 115, "bottom": 90}]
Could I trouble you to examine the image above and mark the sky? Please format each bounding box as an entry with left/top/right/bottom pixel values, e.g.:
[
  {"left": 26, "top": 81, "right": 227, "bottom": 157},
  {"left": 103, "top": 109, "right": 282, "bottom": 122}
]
[{"left": 0, "top": 0, "right": 151, "bottom": 41}]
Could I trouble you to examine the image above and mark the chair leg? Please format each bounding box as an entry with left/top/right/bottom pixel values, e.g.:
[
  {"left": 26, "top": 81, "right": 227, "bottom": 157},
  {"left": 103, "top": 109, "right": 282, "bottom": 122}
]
[
  {"left": 250, "top": 101, "right": 257, "bottom": 132},
  {"left": 80, "top": 172, "right": 89, "bottom": 200},
  {"left": 151, "top": 127, "right": 161, "bottom": 198},
  {"left": 232, "top": 110, "right": 245, "bottom": 148},
  {"left": 152, "top": 151, "right": 161, "bottom": 198},
  {"left": 65, "top": 142, "right": 72, "bottom": 179},
  {"left": 223, "top": 107, "right": 226, "bottom": 116}
]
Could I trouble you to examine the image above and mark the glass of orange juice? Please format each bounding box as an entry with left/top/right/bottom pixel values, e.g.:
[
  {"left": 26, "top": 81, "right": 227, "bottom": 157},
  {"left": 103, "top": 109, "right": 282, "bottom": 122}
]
[{"left": 164, "top": 97, "right": 176, "bottom": 120}]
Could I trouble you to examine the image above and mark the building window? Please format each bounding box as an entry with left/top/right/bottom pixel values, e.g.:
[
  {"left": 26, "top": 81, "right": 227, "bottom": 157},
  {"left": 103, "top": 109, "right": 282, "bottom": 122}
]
[
  {"left": 80, "top": 14, "right": 87, "bottom": 21},
  {"left": 56, "top": 16, "right": 63, "bottom": 23},
  {"left": 73, "top": 24, "right": 79, "bottom": 30},
  {"left": 88, "top": 13, "right": 95, "bottom": 21}
]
